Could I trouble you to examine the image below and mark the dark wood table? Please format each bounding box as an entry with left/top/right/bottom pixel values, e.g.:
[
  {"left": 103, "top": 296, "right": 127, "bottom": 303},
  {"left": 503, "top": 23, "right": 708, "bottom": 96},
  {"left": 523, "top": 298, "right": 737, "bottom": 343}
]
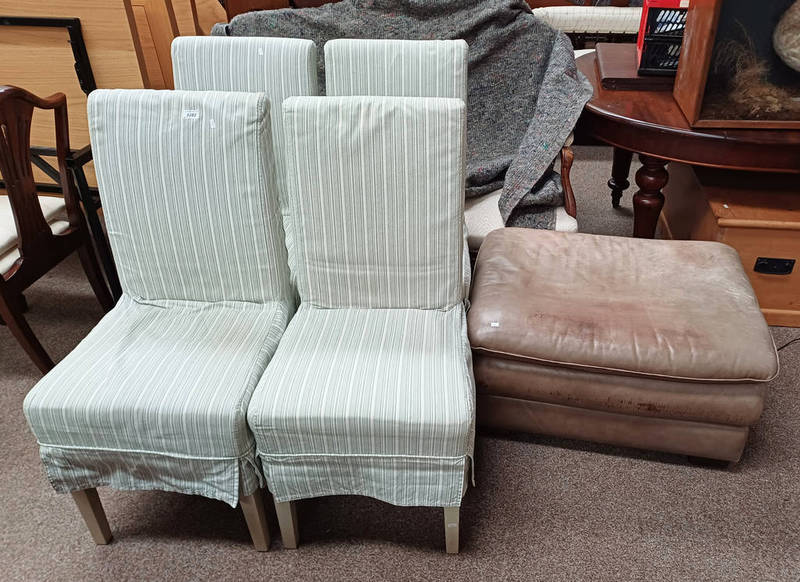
[{"left": 575, "top": 52, "right": 800, "bottom": 238}]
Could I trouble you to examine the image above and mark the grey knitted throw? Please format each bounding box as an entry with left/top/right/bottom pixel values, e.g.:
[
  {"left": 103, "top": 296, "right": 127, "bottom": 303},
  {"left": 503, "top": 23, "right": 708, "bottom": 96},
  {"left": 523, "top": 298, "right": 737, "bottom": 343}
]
[{"left": 214, "top": 0, "right": 592, "bottom": 230}]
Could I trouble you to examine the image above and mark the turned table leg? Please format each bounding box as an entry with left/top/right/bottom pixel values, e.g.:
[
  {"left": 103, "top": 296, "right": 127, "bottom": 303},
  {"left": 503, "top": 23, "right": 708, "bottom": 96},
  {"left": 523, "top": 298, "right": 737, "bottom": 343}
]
[
  {"left": 608, "top": 147, "right": 633, "bottom": 208},
  {"left": 632, "top": 154, "right": 668, "bottom": 239}
]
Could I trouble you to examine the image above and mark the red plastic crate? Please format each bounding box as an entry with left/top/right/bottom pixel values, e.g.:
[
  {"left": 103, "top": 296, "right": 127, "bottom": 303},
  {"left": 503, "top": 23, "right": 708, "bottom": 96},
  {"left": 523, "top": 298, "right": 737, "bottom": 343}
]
[{"left": 637, "top": 0, "right": 690, "bottom": 75}]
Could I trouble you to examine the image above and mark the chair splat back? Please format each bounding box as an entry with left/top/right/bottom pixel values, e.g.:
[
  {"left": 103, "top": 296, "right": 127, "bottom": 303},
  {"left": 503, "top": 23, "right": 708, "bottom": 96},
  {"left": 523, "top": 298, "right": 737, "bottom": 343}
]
[
  {"left": 0, "top": 85, "right": 112, "bottom": 373},
  {"left": 0, "top": 87, "right": 83, "bottom": 265}
]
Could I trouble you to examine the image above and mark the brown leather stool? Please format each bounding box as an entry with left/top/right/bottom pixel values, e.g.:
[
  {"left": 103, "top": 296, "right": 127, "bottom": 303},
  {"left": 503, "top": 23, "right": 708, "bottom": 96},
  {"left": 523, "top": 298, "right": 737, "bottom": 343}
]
[{"left": 468, "top": 228, "right": 779, "bottom": 462}]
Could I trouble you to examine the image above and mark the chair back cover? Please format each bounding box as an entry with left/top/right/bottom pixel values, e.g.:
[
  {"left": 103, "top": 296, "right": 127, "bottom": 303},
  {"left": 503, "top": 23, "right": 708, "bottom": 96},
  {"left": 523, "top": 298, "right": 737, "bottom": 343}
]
[
  {"left": 172, "top": 36, "right": 318, "bottom": 275},
  {"left": 283, "top": 95, "right": 466, "bottom": 310},
  {"left": 324, "top": 39, "right": 471, "bottom": 293},
  {"left": 325, "top": 39, "right": 468, "bottom": 102},
  {"left": 88, "top": 89, "right": 292, "bottom": 303}
]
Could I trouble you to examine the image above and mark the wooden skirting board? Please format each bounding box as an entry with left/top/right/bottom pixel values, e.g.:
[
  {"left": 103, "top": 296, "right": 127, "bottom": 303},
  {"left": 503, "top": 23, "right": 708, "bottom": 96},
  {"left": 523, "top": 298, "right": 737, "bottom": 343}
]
[{"left": 660, "top": 163, "right": 800, "bottom": 328}]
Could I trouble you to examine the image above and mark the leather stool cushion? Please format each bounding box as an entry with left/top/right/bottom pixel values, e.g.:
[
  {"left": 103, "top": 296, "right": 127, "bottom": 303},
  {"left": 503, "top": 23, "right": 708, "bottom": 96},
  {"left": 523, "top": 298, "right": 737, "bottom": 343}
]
[{"left": 468, "top": 229, "right": 779, "bottom": 383}]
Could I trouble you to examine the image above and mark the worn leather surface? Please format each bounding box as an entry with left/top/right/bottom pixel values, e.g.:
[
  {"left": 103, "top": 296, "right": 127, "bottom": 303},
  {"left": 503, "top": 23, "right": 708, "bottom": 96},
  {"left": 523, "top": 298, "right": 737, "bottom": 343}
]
[
  {"left": 468, "top": 229, "right": 779, "bottom": 382},
  {"left": 478, "top": 394, "right": 749, "bottom": 462},
  {"left": 474, "top": 355, "right": 765, "bottom": 426}
]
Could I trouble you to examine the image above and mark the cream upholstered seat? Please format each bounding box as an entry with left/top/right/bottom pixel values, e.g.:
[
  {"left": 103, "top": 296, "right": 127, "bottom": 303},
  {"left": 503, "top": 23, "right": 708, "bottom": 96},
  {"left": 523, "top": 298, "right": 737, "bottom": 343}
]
[
  {"left": 532, "top": 6, "right": 642, "bottom": 98},
  {"left": 323, "top": 38, "right": 577, "bottom": 253},
  {"left": 464, "top": 189, "right": 578, "bottom": 249},
  {"left": 23, "top": 90, "right": 293, "bottom": 550},
  {"left": 247, "top": 96, "right": 475, "bottom": 553},
  {"left": 532, "top": 6, "right": 643, "bottom": 36},
  {"left": 573, "top": 48, "right": 596, "bottom": 58},
  {"left": 0, "top": 195, "right": 69, "bottom": 273}
]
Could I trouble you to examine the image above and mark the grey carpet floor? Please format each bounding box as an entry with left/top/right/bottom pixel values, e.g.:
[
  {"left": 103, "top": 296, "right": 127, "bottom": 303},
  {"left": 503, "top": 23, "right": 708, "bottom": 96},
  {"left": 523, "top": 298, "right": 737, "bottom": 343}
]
[{"left": 1, "top": 146, "right": 798, "bottom": 581}]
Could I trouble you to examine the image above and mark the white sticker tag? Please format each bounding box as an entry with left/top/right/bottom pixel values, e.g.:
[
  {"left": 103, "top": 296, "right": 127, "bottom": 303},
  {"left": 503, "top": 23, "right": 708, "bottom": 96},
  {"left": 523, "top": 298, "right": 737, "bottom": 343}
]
[
  {"left": 182, "top": 109, "right": 200, "bottom": 120},
  {"left": 679, "top": 0, "right": 689, "bottom": 7},
  {"left": 490, "top": 322, "right": 500, "bottom": 328},
  {"left": 209, "top": 118, "right": 216, "bottom": 129},
  {"left": 258, "top": 47, "right": 264, "bottom": 56}
]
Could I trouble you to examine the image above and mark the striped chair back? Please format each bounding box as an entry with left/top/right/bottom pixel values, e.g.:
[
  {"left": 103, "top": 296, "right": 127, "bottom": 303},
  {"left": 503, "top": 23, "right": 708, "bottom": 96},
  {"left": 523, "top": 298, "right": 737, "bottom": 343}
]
[
  {"left": 172, "top": 37, "right": 318, "bottom": 277},
  {"left": 282, "top": 96, "right": 467, "bottom": 309},
  {"left": 325, "top": 39, "right": 468, "bottom": 102},
  {"left": 88, "top": 89, "right": 292, "bottom": 303}
]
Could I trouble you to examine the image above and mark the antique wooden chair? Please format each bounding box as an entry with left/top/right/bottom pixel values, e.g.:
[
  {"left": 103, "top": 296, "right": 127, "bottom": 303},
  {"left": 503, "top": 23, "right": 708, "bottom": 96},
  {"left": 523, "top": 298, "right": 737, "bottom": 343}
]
[{"left": 0, "top": 85, "right": 113, "bottom": 373}]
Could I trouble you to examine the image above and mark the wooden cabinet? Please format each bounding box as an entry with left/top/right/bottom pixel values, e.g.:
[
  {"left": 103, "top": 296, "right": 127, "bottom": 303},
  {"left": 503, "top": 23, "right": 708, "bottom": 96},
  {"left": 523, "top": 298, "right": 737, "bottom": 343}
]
[{"left": 661, "top": 163, "right": 800, "bottom": 327}]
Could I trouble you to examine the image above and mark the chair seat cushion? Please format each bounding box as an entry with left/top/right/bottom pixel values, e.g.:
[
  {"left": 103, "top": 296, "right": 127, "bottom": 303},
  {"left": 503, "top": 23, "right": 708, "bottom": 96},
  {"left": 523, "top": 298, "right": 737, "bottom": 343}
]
[
  {"left": 23, "top": 295, "right": 292, "bottom": 506},
  {"left": 1, "top": 193, "right": 70, "bottom": 273},
  {"left": 248, "top": 304, "right": 475, "bottom": 506},
  {"left": 468, "top": 229, "right": 778, "bottom": 383},
  {"left": 464, "top": 189, "right": 577, "bottom": 250},
  {"left": 0, "top": 221, "right": 70, "bottom": 274},
  {"left": 0, "top": 194, "right": 68, "bottom": 255},
  {"left": 533, "top": 7, "right": 643, "bottom": 35}
]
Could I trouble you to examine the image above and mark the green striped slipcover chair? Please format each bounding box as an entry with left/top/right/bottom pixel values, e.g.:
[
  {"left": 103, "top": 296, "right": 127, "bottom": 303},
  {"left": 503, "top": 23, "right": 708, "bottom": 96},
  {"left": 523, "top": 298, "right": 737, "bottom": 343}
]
[
  {"left": 23, "top": 90, "right": 292, "bottom": 550},
  {"left": 246, "top": 95, "right": 476, "bottom": 554}
]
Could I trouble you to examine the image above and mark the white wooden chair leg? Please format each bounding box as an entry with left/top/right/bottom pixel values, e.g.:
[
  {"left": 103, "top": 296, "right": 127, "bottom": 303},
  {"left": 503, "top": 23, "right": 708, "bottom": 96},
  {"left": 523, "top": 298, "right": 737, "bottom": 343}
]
[
  {"left": 444, "top": 506, "right": 460, "bottom": 554},
  {"left": 274, "top": 500, "right": 299, "bottom": 549},
  {"left": 240, "top": 491, "right": 271, "bottom": 551},
  {"left": 71, "top": 488, "right": 112, "bottom": 545}
]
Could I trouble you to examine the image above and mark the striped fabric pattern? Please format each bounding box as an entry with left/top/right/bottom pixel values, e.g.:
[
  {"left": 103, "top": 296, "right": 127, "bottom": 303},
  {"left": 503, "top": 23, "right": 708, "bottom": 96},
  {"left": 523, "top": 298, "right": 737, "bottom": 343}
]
[
  {"left": 23, "top": 90, "right": 294, "bottom": 507},
  {"left": 325, "top": 38, "right": 576, "bottom": 242},
  {"left": 324, "top": 39, "right": 470, "bottom": 292},
  {"left": 532, "top": 6, "right": 642, "bottom": 34},
  {"left": 89, "top": 90, "right": 293, "bottom": 303},
  {"left": 249, "top": 96, "right": 475, "bottom": 508},
  {"left": 172, "top": 36, "right": 318, "bottom": 279},
  {"left": 283, "top": 96, "right": 466, "bottom": 309},
  {"left": 251, "top": 304, "right": 474, "bottom": 507},
  {"left": 325, "top": 39, "right": 468, "bottom": 101},
  {"left": 25, "top": 296, "right": 290, "bottom": 506}
]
